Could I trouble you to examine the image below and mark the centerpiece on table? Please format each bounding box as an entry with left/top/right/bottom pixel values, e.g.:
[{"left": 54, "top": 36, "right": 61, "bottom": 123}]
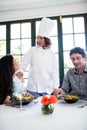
[{"left": 41, "top": 95, "right": 58, "bottom": 114}]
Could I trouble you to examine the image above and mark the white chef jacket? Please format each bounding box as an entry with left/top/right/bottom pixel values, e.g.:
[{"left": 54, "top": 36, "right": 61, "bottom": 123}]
[{"left": 20, "top": 45, "right": 58, "bottom": 93}]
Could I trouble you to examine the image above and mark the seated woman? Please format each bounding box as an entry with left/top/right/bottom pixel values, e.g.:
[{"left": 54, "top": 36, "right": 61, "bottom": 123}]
[{"left": 0, "top": 54, "right": 26, "bottom": 104}]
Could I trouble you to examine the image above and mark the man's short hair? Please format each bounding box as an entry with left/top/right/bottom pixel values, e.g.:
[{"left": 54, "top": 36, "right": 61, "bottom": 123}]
[{"left": 69, "top": 47, "right": 86, "bottom": 58}]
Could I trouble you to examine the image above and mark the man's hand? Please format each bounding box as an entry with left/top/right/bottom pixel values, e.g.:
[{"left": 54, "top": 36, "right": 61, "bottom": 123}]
[{"left": 53, "top": 88, "right": 65, "bottom": 97}]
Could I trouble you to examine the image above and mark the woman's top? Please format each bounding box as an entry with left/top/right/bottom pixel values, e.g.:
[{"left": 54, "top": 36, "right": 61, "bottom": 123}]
[
  {"left": 20, "top": 45, "right": 59, "bottom": 93},
  {"left": 13, "top": 76, "right": 25, "bottom": 96}
]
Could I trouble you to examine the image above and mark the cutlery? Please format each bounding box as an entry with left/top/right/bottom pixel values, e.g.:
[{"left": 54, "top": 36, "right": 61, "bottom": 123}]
[
  {"left": 78, "top": 104, "right": 87, "bottom": 108},
  {"left": 33, "top": 98, "right": 38, "bottom": 104}
]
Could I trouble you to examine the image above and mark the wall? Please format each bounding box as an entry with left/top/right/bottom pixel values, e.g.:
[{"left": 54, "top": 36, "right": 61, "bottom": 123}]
[{"left": 0, "top": 1, "right": 87, "bottom": 22}]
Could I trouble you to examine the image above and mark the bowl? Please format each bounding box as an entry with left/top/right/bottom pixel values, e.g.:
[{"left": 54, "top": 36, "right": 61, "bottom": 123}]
[
  {"left": 12, "top": 93, "right": 35, "bottom": 105},
  {"left": 62, "top": 94, "right": 80, "bottom": 103}
]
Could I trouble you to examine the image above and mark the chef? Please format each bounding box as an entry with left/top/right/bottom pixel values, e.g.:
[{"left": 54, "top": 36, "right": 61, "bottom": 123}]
[{"left": 20, "top": 17, "right": 59, "bottom": 98}]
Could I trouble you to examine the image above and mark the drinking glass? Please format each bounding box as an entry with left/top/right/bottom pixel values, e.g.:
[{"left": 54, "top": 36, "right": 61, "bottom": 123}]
[
  {"left": 17, "top": 86, "right": 25, "bottom": 111},
  {"left": 46, "top": 88, "right": 54, "bottom": 95},
  {"left": 18, "top": 93, "right": 23, "bottom": 111}
]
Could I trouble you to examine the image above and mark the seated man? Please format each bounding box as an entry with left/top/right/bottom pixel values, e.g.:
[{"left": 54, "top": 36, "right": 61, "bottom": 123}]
[{"left": 57, "top": 47, "right": 87, "bottom": 100}]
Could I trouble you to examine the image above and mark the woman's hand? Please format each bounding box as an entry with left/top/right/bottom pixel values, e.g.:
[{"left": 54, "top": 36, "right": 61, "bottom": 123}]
[
  {"left": 16, "top": 71, "right": 24, "bottom": 83},
  {"left": 16, "top": 71, "right": 23, "bottom": 77},
  {"left": 3, "top": 96, "right": 11, "bottom": 104}
]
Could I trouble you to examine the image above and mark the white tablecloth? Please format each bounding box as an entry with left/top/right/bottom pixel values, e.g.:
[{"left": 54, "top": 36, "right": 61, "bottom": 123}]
[{"left": 0, "top": 98, "right": 87, "bottom": 130}]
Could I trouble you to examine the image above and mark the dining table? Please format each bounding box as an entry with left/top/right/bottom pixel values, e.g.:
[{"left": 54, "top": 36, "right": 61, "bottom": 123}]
[{"left": 0, "top": 97, "right": 87, "bottom": 130}]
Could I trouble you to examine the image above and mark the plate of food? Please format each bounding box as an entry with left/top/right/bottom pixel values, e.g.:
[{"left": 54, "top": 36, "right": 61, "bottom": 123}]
[
  {"left": 62, "top": 93, "right": 80, "bottom": 103},
  {"left": 12, "top": 92, "right": 35, "bottom": 105}
]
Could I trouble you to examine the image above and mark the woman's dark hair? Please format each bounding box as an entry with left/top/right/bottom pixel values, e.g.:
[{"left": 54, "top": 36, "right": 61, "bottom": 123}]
[
  {"left": 69, "top": 47, "right": 86, "bottom": 58},
  {"left": 44, "top": 37, "right": 52, "bottom": 48},
  {"left": 0, "top": 54, "right": 15, "bottom": 104}
]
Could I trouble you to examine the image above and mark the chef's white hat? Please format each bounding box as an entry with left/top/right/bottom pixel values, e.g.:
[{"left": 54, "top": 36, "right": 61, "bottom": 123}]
[{"left": 37, "top": 17, "right": 54, "bottom": 38}]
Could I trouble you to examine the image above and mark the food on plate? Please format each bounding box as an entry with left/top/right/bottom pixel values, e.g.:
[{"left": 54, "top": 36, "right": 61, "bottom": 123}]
[
  {"left": 63, "top": 94, "right": 80, "bottom": 100},
  {"left": 15, "top": 91, "right": 35, "bottom": 101},
  {"left": 62, "top": 94, "right": 80, "bottom": 103}
]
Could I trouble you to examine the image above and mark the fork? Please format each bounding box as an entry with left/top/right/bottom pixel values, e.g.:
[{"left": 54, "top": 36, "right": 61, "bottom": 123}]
[{"left": 78, "top": 104, "right": 87, "bottom": 108}]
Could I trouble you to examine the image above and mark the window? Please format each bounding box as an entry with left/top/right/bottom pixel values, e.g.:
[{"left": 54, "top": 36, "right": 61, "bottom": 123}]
[
  {"left": 0, "top": 14, "right": 87, "bottom": 86},
  {"left": 10, "top": 22, "right": 31, "bottom": 83},
  {"left": 62, "top": 16, "right": 86, "bottom": 75},
  {"left": 10, "top": 22, "right": 31, "bottom": 61},
  {"left": 0, "top": 25, "right": 6, "bottom": 58}
]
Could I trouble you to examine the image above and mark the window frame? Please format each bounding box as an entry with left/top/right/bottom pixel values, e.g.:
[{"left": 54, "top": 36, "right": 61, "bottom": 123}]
[{"left": 0, "top": 13, "right": 87, "bottom": 87}]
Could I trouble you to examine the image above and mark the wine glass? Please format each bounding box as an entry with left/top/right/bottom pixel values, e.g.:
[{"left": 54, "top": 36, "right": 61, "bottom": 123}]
[
  {"left": 46, "top": 88, "right": 54, "bottom": 95},
  {"left": 18, "top": 93, "right": 23, "bottom": 111},
  {"left": 17, "top": 85, "right": 25, "bottom": 111}
]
